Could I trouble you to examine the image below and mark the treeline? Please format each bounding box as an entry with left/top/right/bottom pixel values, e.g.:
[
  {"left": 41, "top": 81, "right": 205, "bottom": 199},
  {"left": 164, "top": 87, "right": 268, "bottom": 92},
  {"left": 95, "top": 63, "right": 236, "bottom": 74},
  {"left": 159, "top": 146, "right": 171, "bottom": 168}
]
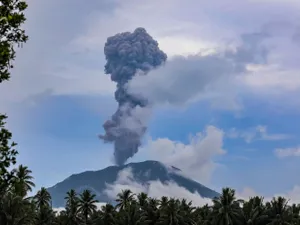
[{"left": 0, "top": 167, "right": 299, "bottom": 225}]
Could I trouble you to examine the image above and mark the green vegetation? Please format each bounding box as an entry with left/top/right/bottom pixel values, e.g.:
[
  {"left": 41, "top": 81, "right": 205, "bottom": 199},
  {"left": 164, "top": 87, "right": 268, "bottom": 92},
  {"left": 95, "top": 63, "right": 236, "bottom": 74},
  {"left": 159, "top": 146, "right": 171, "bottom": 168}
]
[
  {"left": 2, "top": 172, "right": 300, "bottom": 225},
  {"left": 1, "top": 1, "right": 299, "bottom": 225},
  {"left": 0, "top": 0, "right": 28, "bottom": 195}
]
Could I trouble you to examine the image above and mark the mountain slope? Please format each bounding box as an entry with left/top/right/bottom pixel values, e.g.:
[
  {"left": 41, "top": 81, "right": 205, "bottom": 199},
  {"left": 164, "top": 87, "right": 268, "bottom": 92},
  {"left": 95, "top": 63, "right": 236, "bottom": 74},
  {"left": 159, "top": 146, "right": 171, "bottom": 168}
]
[{"left": 47, "top": 160, "right": 220, "bottom": 207}]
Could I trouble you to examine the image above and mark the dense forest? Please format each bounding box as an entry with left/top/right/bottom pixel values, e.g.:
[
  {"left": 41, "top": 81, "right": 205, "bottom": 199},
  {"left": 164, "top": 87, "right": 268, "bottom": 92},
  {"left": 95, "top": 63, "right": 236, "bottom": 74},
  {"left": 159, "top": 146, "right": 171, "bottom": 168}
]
[
  {"left": 0, "top": 1, "right": 299, "bottom": 225},
  {"left": 1, "top": 164, "right": 300, "bottom": 225}
]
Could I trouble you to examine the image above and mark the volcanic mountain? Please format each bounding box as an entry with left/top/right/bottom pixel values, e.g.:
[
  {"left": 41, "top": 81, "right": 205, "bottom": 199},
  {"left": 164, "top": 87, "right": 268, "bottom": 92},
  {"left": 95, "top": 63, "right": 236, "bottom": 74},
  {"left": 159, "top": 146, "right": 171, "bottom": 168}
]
[{"left": 47, "top": 160, "right": 220, "bottom": 208}]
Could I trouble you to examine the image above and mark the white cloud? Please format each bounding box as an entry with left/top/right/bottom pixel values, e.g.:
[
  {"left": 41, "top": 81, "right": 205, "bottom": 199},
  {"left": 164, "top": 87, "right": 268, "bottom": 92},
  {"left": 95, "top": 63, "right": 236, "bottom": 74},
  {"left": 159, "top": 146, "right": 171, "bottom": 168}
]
[
  {"left": 237, "top": 186, "right": 300, "bottom": 204},
  {"left": 227, "top": 125, "right": 291, "bottom": 143},
  {"left": 102, "top": 165, "right": 300, "bottom": 207},
  {"left": 242, "top": 65, "right": 300, "bottom": 92},
  {"left": 249, "top": 0, "right": 300, "bottom": 5},
  {"left": 0, "top": 64, "right": 114, "bottom": 106},
  {"left": 137, "top": 126, "right": 225, "bottom": 184},
  {"left": 157, "top": 36, "right": 217, "bottom": 57},
  {"left": 53, "top": 207, "right": 65, "bottom": 214},
  {"left": 69, "top": 0, "right": 228, "bottom": 55},
  {"left": 257, "top": 125, "right": 292, "bottom": 141},
  {"left": 95, "top": 202, "right": 108, "bottom": 209},
  {"left": 104, "top": 167, "right": 213, "bottom": 207},
  {"left": 236, "top": 187, "right": 260, "bottom": 200},
  {"left": 127, "top": 53, "right": 241, "bottom": 109},
  {"left": 69, "top": 0, "right": 300, "bottom": 111},
  {"left": 127, "top": 30, "right": 269, "bottom": 110},
  {"left": 283, "top": 186, "right": 300, "bottom": 204},
  {"left": 274, "top": 147, "right": 300, "bottom": 158},
  {"left": 0, "top": 0, "right": 118, "bottom": 115},
  {"left": 1, "top": 0, "right": 299, "bottom": 114},
  {"left": 53, "top": 202, "right": 107, "bottom": 214}
]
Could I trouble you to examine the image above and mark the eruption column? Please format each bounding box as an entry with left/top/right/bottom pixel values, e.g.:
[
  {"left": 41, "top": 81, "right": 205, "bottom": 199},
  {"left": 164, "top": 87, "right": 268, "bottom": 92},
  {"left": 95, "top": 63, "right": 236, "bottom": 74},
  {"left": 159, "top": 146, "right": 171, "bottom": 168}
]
[{"left": 99, "top": 28, "right": 167, "bottom": 165}]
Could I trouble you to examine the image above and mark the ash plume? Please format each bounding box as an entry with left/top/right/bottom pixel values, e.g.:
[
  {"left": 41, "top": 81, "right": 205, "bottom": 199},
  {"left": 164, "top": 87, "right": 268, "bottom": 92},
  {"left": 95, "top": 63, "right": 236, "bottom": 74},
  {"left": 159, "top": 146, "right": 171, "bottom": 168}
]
[{"left": 99, "top": 28, "right": 167, "bottom": 165}]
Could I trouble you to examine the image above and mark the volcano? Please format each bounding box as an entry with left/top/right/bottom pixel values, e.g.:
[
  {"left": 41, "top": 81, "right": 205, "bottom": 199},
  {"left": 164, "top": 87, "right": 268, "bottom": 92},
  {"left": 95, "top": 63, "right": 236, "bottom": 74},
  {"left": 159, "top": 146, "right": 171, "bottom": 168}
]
[{"left": 47, "top": 160, "right": 220, "bottom": 208}]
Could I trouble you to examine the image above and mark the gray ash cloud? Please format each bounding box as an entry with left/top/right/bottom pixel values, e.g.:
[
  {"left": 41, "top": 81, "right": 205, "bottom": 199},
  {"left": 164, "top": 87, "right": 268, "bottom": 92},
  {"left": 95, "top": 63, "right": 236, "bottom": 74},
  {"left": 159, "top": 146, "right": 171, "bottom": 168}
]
[{"left": 99, "top": 28, "right": 167, "bottom": 165}]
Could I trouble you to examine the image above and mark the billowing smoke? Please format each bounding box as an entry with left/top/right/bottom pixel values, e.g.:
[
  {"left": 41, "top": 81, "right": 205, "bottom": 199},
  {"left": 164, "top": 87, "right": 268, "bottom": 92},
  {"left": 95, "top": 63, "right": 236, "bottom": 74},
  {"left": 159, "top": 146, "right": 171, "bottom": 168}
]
[{"left": 99, "top": 28, "right": 167, "bottom": 165}]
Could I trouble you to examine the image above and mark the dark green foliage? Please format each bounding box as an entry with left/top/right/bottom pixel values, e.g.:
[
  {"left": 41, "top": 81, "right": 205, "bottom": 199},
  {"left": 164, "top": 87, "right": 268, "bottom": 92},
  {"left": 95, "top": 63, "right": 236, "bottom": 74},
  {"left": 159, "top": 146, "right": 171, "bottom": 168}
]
[
  {"left": 0, "top": 0, "right": 28, "bottom": 83},
  {"left": 49, "top": 188, "right": 300, "bottom": 225},
  {"left": 0, "top": 114, "right": 18, "bottom": 194},
  {"left": 4, "top": 177, "right": 300, "bottom": 225},
  {"left": 0, "top": 0, "right": 28, "bottom": 195}
]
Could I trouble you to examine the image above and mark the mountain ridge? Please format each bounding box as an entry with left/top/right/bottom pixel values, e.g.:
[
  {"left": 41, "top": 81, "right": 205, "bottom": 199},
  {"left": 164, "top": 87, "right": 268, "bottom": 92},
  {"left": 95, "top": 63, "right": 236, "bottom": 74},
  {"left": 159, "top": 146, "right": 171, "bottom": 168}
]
[{"left": 47, "top": 160, "right": 220, "bottom": 208}]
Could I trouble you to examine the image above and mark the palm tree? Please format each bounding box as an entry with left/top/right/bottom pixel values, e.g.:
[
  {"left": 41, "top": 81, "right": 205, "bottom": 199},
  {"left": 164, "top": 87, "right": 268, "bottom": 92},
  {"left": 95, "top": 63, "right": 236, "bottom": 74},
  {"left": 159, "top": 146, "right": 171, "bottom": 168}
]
[
  {"left": 266, "top": 196, "right": 292, "bottom": 225},
  {"left": 36, "top": 205, "right": 56, "bottom": 225},
  {"left": 179, "top": 199, "right": 195, "bottom": 225},
  {"left": 0, "top": 192, "right": 36, "bottom": 225},
  {"left": 159, "top": 196, "right": 169, "bottom": 209},
  {"left": 78, "top": 189, "right": 98, "bottom": 225},
  {"left": 243, "top": 196, "right": 268, "bottom": 225},
  {"left": 212, "top": 187, "right": 243, "bottom": 225},
  {"left": 34, "top": 187, "right": 51, "bottom": 210},
  {"left": 116, "top": 189, "right": 135, "bottom": 211},
  {"left": 180, "top": 198, "right": 194, "bottom": 213},
  {"left": 98, "top": 204, "right": 116, "bottom": 225},
  {"left": 290, "top": 203, "right": 300, "bottom": 225},
  {"left": 119, "top": 202, "right": 142, "bottom": 225},
  {"left": 193, "top": 204, "right": 213, "bottom": 225},
  {"left": 6, "top": 184, "right": 300, "bottom": 225},
  {"left": 137, "top": 192, "right": 148, "bottom": 209},
  {"left": 65, "top": 189, "right": 79, "bottom": 206},
  {"left": 34, "top": 187, "right": 53, "bottom": 225},
  {"left": 55, "top": 210, "right": 68, "bottom": 225},
  {"left": 148, "top": 197, "right": 159, "bottom": 209},
  {"left": 158, "top": 198, "right": 184, "bottom": 225},
  {"left": 12, "top": 165, "right": 35, "bottom": 198},
  {"left": 64, "top": 189, "right": 80, "bottom": 225},
  {"left": 141, "top": 198, "right": 160, "bottom": 225}
]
